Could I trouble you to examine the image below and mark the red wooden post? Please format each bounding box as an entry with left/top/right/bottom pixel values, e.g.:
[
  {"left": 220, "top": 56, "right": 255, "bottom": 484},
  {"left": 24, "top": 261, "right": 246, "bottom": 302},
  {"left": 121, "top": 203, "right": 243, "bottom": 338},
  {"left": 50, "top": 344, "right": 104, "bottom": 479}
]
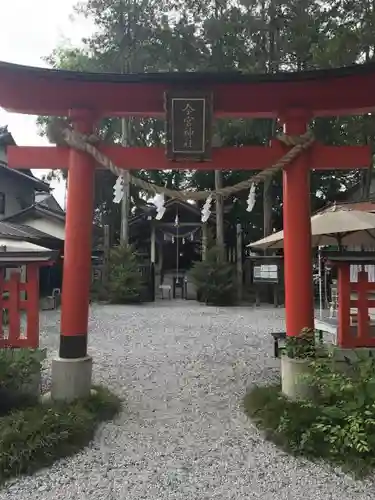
[
  {"left": 8, "top": 270, "right": 21, "bottom": 345},
  {"left": 60, "top": 110, "right": 96, "bottom": 359},
  {"left": 337, "top": 263, "right": 351, "bottom": 347},
  {"left": 26, "top": 263, "right": 40, "bottom": 348},
  {"left": 281, "top": 111, "right": 314, "bottom": 336},
  {"left": 356, "top": 270, "right": 370, "bottom": 342},
  {"left": 0, "top": 269, "right": 4, "bottom": 341}
]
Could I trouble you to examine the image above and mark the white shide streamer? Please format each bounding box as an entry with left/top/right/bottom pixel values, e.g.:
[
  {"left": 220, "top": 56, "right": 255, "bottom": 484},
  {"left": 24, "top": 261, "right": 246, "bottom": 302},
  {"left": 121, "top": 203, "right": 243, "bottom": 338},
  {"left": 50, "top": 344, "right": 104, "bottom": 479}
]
[
  {"left": 113, "top": 176, "right": 124, "bottom": 204},
  {"left": 246, "top": 183, "right": 256, "bottom": 213},
  {"left": 152, "top": 193, "right": 166, "bottom": 220},
  {"left": 348, "top": 245, "right": 375, "bottom": 282},
  {"left": 201, "top": 194, "right": 213, "bottom": 223}
]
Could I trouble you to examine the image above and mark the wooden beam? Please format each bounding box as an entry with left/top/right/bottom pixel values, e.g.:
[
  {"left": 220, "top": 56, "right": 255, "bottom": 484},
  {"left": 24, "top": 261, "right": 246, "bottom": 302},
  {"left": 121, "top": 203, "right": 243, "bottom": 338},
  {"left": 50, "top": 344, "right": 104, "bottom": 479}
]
[
  {"left": 2, "top": 62, "right": 375, "bottom": 118},
  {"left": 311, "top": 144, "right": 371, "bottom": 170},
  {"left": 270, "top": 141, "right": 371, "bottom": 170},
  {"left": 7, "top": 143, "right": 371, "bottom": 172},
  {"left": 7, "top": 146, "right": 70, "bottom": 170}
]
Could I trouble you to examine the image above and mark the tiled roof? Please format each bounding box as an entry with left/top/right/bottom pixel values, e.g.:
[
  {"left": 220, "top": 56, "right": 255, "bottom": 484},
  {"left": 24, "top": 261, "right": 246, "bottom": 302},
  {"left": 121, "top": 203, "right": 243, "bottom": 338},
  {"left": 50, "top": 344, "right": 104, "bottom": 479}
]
[
  {"left": 0, "top": 221, "right": 53, "bottom": 240},
  {"left": 0, "top": 161, "right": 50, "bottom": 190},
  {"left": 2, "top": 203, "right": 65, "bottom": 223}
]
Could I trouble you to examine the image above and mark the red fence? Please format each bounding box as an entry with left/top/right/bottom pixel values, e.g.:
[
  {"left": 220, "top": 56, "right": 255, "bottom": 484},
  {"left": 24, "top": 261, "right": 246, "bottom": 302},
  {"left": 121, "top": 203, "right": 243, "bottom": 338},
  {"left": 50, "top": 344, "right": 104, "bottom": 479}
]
[
  {"left": 0, "top": 264, "right": 40, "bottom": 348},
  {"left": 338, "top": 265, "right": 375, "bottom": 348}
]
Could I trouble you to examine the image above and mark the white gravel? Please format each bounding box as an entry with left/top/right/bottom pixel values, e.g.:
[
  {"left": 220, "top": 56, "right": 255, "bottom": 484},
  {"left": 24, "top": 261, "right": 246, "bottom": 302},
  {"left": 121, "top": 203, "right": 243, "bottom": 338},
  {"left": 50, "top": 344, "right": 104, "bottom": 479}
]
[{"left": 1, "top": 301, "right": 375, "bottom": 499}]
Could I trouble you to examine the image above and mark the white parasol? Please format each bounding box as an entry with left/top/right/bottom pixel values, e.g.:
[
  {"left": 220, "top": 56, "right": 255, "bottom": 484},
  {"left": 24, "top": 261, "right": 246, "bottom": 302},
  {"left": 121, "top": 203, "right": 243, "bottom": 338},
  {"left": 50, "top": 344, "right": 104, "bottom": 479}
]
[{"left": 248, "top": 207, "right": 375, "bottom": 250}]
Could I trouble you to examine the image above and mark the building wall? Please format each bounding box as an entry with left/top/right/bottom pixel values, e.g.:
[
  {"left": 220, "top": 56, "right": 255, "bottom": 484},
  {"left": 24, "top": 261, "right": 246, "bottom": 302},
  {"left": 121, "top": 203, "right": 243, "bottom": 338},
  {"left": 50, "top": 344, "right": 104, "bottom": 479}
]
[
  {"left": 0, "top": 169, "right": 35, "bottom": 220},
  {"left": 21, "top": 217, "right": 65, "bottom": 240}
]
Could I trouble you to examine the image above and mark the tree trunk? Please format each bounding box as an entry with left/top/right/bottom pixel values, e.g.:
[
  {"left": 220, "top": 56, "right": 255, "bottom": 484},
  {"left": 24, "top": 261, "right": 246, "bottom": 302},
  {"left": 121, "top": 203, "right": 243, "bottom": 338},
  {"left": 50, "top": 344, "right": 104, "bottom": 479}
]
[
  {"left": 215, "top": 170, "right": 225, "bottom": 261},
  {"left": 120, "top": 118, "right": 131, "bottom": 245},
  {"left": 263, "top": 177, "right": 273, "bottom": 237}
]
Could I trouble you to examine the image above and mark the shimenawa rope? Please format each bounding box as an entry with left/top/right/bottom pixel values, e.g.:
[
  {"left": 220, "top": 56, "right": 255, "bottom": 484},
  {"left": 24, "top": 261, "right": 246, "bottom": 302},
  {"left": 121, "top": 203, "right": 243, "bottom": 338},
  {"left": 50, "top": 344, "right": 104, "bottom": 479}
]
[{"left": 60, "top": 127, "right": 314, "bottom": 201}]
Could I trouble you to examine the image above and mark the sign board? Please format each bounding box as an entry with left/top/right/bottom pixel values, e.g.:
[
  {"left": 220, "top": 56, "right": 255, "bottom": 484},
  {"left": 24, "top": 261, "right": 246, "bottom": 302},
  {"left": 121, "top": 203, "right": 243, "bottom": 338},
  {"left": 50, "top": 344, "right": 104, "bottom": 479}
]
[
  {"left": 165, "top": 91, "right": 213, "bottom": 161},
  {"left": 253, "top": 264, "right": 279, "bottom": 283}
]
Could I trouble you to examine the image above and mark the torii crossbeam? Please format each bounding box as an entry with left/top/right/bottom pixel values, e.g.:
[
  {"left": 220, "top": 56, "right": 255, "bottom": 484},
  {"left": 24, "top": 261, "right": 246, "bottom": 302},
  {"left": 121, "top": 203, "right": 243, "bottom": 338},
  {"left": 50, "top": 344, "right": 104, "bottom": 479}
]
[{"left": 0, "top": 60, "right": 374, "bottom": 401}]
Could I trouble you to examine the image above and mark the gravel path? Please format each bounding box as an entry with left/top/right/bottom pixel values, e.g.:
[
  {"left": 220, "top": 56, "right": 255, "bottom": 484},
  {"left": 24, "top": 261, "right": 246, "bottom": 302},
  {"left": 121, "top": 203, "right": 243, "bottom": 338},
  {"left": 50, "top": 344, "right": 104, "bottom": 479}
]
[{"left": 1, "top": 302, "right": 375, "bottom": 499}]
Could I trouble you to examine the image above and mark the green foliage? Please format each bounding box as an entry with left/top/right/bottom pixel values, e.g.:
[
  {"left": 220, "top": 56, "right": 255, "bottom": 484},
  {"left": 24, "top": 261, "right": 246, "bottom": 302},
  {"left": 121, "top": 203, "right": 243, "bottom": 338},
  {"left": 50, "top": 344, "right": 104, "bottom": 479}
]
[
  {"left": 108, "top": 245, "right": 145, "bottom": 304},
  {"left": 283, "top": 327, "right": 317, "bottom": 359},
  {"left": 39, "top": 0, "right": 375, "bottom": 240},
  {"left": 0, "top": 349, "right": 45, "bottom": 414},
  {"left": 244, "top": 352, "right": 375, "bottom": 476},
  {"left": 0, "top": 349, "right": 44, "bottom": 390},
  {"left": 189, "top": 246, "right": 236, "bottom": 305},
  {"left": 0, "top": 386, "right": 121, "bottom": 484}
]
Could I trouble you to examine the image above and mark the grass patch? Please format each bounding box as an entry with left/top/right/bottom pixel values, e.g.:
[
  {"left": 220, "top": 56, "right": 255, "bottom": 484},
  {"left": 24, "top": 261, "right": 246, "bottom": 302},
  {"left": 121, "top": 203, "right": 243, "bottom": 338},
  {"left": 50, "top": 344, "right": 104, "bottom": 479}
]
[
  {"left": 0, "top": 386, "right": 121, "bottom": 484},
  {"left": 244, "top": 384, "right": 320, "bottom": 449},
  {"left": 243, "top": 381, "right": 375, "bottom": 477}
]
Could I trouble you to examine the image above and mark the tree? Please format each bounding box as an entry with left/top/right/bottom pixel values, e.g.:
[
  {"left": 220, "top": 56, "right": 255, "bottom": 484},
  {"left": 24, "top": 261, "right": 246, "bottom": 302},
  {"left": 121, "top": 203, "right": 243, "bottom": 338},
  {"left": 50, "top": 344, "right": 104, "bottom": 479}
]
[
  {"left": 190, "top": 245, "right": 237, "bottom": 305},
  {"left": 39, "top": 0, "right": 374, "bottom": 246},
  {"left": 107, "top": 244, "right": 145, "bottom": 303}
]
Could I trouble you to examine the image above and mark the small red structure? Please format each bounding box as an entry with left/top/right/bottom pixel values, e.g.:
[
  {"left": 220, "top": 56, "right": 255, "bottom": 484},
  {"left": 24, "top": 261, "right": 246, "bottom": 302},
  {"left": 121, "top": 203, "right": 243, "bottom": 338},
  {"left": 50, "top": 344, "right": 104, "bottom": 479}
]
[
  {"left": 0, "top": 252, "right": 57, "bottom": 348},
  {"left": 328, "top": 254, "right": 375, "bottom": 348},
  {"left": 0, "top": 61, "right": 374, "bottom": 359}
]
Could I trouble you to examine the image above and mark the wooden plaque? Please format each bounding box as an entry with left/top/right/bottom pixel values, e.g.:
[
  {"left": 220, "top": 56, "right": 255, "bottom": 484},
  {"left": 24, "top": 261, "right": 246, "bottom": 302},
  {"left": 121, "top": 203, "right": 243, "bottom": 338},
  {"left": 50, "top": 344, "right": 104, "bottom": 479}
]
[{"left": 165, "top": 90, "right": 213, "bottom": 161}]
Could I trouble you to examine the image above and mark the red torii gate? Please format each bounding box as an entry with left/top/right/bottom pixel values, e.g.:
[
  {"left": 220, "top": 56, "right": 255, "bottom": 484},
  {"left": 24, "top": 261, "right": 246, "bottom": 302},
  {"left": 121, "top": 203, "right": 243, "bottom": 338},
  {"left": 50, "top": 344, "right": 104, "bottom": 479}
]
[{"left": 0, "top": 61, "right": 373, "bottom": 400}]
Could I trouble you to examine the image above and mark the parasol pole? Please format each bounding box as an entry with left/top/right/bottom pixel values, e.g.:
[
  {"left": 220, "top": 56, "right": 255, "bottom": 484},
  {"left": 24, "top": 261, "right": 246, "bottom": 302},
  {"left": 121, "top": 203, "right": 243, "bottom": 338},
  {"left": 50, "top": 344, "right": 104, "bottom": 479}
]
[{"left": 324, "top": 263, "right": 329, "bottom": 309}]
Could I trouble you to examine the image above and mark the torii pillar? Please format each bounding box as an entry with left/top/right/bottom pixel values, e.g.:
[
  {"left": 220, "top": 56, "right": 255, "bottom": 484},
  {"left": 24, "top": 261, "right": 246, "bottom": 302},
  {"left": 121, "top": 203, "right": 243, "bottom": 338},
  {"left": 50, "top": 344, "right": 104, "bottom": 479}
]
[
  {"left": 281, "top": 111, "right": 314, "bottom": 335},
  {"left": 51, "top": 110, "right": 96, "bottom": 401}
]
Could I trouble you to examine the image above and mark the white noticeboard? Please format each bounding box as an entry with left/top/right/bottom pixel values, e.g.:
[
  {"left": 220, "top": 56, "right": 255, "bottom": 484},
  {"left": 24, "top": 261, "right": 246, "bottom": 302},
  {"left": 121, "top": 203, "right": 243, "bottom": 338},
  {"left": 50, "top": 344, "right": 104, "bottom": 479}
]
[{"left": 253, "top": 264, "right": 278, "bottom": 282}]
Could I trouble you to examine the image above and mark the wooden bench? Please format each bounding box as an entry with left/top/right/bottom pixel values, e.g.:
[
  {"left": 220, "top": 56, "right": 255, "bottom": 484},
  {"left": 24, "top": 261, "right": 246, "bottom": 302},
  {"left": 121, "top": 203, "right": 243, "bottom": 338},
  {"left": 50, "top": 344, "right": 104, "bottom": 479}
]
[
  {"left": 40, "top": 288, "right": 61, "bottom": 311},
  {"left": 159, "top": 284, "right": 172, "bottom": 300},
  {"left": 270, "top": 330, "right": 324, "bottom": 358}
]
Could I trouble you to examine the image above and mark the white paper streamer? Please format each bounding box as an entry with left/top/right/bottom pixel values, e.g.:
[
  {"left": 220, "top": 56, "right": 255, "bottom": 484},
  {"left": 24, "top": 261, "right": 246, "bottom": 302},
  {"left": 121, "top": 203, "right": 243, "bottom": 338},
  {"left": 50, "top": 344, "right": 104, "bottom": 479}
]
[
  {"left": 152, "top": 193, "right": 166, "bottom": 220},
  {"left": 113, "top": 176, "right": 124, "bottom": 204},
  {"left": 201, "top": 194, "right": 213, "bottom": 223},
  {"left": 246, "top": 183, "right": 256, "bottom": 213}
]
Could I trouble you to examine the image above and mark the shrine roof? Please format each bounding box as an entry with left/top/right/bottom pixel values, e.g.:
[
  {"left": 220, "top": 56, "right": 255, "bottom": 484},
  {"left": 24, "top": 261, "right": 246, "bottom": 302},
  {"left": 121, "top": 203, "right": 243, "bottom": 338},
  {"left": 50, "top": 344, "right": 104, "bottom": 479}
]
[
  {"left": 1, "top": 60, "right": 375, "bottom": 117},
  {"left": 129, "top": 198, "right": 216, "bottom": 226}
]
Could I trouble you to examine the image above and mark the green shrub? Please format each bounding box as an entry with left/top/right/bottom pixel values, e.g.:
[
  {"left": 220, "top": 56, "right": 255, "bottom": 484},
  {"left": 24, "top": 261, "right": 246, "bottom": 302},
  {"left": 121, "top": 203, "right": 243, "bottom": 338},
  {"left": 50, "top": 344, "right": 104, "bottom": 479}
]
[
  {"left": 108, "top": 244, "right": 145, "bottom": 304},
  {"left": 244, "top": 352, "right": 375, "bottom": 476},
  {"left": 0, "top": 386, "right": 121, "bottom": 484},
  {"left": 283, "top": 327, "right": 323, "bottom": 359},
  {"left": 0, "top": 349, "right": 45, "bottom": 415},
  {"left": 189, "top": 246, "right": 236, "bottom": 305}
]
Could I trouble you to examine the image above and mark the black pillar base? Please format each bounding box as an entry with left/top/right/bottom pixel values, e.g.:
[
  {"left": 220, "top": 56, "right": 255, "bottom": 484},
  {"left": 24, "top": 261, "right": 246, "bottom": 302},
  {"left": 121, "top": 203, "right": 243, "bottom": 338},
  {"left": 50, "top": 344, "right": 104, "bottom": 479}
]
[{"left": 59, "top": 334, "right": 87, "bottom": 359}]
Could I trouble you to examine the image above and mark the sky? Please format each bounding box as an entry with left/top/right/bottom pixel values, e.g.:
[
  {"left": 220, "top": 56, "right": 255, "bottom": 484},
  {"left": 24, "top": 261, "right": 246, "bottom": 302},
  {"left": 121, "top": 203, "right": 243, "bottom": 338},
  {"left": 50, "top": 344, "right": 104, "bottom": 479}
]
[{"left": 0, "top": 0, "right": 94, "bottom": 207}]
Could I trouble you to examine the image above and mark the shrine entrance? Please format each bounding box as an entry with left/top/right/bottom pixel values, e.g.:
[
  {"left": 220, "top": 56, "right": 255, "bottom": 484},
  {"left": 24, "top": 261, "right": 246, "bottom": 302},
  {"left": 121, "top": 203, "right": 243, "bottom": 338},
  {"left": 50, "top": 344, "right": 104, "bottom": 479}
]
[
  {"left": 0, "top": 61, "right": 373, "bottom": 400},
  {"left": 129, "top": 198, "right": 217, "bottom": 300}
]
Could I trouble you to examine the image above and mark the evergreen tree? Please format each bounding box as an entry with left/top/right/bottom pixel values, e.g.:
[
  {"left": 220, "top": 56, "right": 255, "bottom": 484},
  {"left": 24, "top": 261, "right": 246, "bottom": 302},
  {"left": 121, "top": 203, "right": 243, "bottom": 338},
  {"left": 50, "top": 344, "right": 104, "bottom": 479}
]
[{"left": 38, "top": 0, "right": 375, "bottom": 244}]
